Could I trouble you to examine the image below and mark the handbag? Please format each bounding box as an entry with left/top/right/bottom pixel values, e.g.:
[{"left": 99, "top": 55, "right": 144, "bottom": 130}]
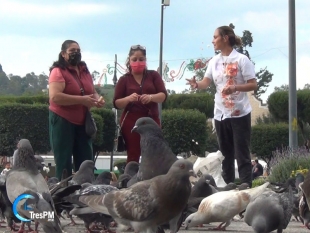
[
  {"left": 72, "top": 74, "right": 97, "bottom": 139},
  {"left": 116, "top": 111, "right": 129, "bottom": 152}
]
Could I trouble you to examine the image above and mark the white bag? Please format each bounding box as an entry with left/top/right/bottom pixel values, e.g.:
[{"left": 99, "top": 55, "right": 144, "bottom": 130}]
[{"left": 193, "top": 150, "right": 227, "bottom": 187}]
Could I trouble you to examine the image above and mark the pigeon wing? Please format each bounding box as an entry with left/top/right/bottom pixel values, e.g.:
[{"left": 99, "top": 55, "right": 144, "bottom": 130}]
[{"left": 79, "top": 181, "right": 158, "bottom": 221}]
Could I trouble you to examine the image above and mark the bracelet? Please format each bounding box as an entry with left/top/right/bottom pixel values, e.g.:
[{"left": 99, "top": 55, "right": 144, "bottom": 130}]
[{"left": 149, "top": 95, "right": 153, "bottom": 102}]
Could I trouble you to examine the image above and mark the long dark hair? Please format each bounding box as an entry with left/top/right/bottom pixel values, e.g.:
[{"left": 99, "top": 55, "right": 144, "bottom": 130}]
[{"left": 49, "top": 40, "right": 87, "bottom": 72}]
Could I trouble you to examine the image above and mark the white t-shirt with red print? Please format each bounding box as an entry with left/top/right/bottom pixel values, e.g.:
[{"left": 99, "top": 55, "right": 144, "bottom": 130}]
[{"left": 205, "top": 49, "right": 256, "bottom": 121}]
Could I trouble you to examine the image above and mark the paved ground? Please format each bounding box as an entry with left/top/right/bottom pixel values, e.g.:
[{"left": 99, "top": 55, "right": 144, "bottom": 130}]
[{"left": 0, "top": 217, "right": 308, "bottom": 233}]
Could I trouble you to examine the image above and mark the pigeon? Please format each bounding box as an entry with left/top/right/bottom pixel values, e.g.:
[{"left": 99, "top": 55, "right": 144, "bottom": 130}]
[
  {"left": 0, "top": 174, "right": 21, "bottom": 231},
  {"left": 184, "top": 182, "right": 270, "bottom": 231},
  {"left": 65, "top": 184, "right": 118, "bottom": 232},
  {"left": 92, "top": 171, "right": 112, "bottom": 185},
  {"left": 244, "top": 186, "right": 294, "bottom": 233},
  {"left": 190, "top": 174, "right": 218, "bottom": 198},
  {"left": 34, "top": 155, "right": 45, "bottom": 171},
  {"left": 214, "top": 182, "right": 238, "bottom": 192},
  {"left": 118, "top": 161, "right": 139, "bottom": 188},
  {"left": 130, "top": 117, "right": 178, "bottom": 183},
  {"left": 69, "top": 160, "right": 95, "bottom": 185},
  {"left": 5, "top": 139, "right": 62, "bottom": 233},
  {"left": 77, "top": 159, "right": 194, "bottom": 233},
  {"left": 299, "top": 171, "right": 310, "bottom": 229}
]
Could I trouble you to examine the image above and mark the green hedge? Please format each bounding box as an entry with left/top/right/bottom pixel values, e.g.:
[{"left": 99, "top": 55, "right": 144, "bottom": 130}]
[
  {"left": 251, "top": 123, "right": 289, "bottom": 161},
  {"left": 268, "top": 90, "right": 310, "bottom": 124},
  {"left": 0, "top": 104, "right": 116, "bottom": 156},
  {"left": 163, "top": 93, "right": 214, "bottom": 118},
  {"left": 162, "top": 109, "right": 207, "bottom": 156},
  {"left": 91, "top": 108, "right": 116, "bottom": 152},
  {"left": 0, "top": 103, "right": 50, "bottom": 155},
  {"left": 0, "top": 95, "right": 49, "bottom": 105}
]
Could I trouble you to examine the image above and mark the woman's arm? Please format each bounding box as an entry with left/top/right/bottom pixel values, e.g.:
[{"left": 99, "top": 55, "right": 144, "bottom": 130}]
[{"left": 49, "top": 82, "right": 85, "bottom": 106}]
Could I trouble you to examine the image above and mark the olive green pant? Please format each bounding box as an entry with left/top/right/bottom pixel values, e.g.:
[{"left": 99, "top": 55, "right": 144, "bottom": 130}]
[{"left": 49, "top": 110, "right": 93, "bottom": 180}]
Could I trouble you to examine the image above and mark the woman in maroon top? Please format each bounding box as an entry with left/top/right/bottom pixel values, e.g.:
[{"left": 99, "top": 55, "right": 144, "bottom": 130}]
[{"left": 113, "top": 45, "right": 168, "bottom": 163}]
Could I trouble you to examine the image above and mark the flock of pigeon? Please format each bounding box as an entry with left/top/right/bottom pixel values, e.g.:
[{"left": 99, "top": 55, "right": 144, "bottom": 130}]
[{"left": 0, "top": 117, "right": 309, "bottom": 233}]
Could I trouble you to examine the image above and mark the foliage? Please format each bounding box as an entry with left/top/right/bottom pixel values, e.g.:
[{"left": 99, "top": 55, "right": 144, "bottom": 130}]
[
  {"left": 0, "top": 103, "right": 50, "bottom": 156},
  {"left": 91, "top": 108, "right": 117, "bottom": 152},
  {"left": 162, "top": 109, "right": 208, "bottom": 156},
  {"left": 291, "top": 167, "right": 308, "bottom": 178},
  {"left": 255, "top": 113, "right": 281, "bottom": 125},
  {"left": 252, "top": 177, "right": 267, "bottom": 188},
  {"left": 251, "top": 123, "right": 289, "bottom": 170},
  {"left": 274, "top": 84, "right": 289, "bottom": 92},
  {"left": 0, "top": 102, "right": 115, "bottom": 156},
  {"left": 268, "top": 147, "right": 310, "bottom": 183},
  {"left": 268, "top": 89, "right": 310, "bottom": 127},
  {"left": 162, "top": 93, "right": 214, "bottom": 118},
  {"left": 0, "top": 95, "right": 49, "bottom": 104},
  {"left": 254, "top": 67, "right": 273, "bottom": 98},
  {"left": 205, "top": 122, "right": 219, "bottom": 153}
]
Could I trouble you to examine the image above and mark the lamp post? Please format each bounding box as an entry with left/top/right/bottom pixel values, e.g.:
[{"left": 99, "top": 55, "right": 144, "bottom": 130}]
[
  {"left": 110, "top": 54, "right": 118, "bottom": 171},
  {"left": 158, "top": 0, "right": 170, "bottom": 124}
]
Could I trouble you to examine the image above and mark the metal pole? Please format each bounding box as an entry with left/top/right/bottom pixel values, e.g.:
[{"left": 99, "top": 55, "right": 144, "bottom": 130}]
[
  {"left": 110, "top": 54, "right": 118, "bottom": 171},
  {"left": 158, "top": 1, "right": 164, "bottom": 124},
  {"left": 288, "top": 0, "right": 298, "bottom": 149}
]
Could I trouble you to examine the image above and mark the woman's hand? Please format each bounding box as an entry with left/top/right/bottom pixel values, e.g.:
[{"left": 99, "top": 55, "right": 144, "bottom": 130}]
[
  {"left": 126, "top": 93, "right": 140, "bottom": 103},
  {"left": 185, "top": 76, "right": 198, "bottom": 89},
  {"left": 139, "top": 94, "right": 152, "bottom": 104},
  {"left": 95, "top": 96, "right": 105, "bottom": 108},
  {"left": 221, "top": 85, "right": 236, "bottom": 95},
  {"left": 82, "top": 94, "right": 98, "bottom": 108}
]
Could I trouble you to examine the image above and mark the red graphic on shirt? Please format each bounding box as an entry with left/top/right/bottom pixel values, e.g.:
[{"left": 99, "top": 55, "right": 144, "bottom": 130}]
[{"left": 221, "top": 62, "right": 240, "bottom": 116}]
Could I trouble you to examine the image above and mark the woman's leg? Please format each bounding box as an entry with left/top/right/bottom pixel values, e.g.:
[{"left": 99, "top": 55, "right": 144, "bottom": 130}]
[
  {"left": 72, "top": 125, "right": 93, "bottom": 172},
  {"left": 49, "top": 111, "right": 75, "bottom": 180}
]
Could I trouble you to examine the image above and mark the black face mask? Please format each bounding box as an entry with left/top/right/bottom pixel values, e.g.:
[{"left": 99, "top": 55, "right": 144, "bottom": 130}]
[{"left": 67, "top": 52, "right": 82, "bottom": 66}]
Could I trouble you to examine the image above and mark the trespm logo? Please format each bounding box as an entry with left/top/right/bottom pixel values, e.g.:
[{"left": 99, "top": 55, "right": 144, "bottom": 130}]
[{"left": 13, "top": 194, "right": 54, "bottom": 222}]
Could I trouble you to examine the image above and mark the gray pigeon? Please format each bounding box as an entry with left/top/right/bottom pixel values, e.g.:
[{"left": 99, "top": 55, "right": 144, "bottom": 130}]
[
  {"left": 190, "top": 174, "right": 218, "bottom": 198},
  {"left": 77, "top": 159, "right": 194, "bottom": 233},
  {"left": 299, "top": 171, "right": 310, "bottom": 229},
  {"left": 118, "top": 161, "right": 139, "bottom": 188},
  {"left": 214, "top": 182, "right": 238, "bottom": 192},
  {"left": 244, "top": 187, "right": 294, "bottom": 233},
  {"left": 69, "top": 160, "right": 95, "bottom": 185},
  {"left": 5, "top": 139, "right": 62, "bottom": 233},
  {"left": 65, "top": 184, "right": 118, "bottom": 232},
  {"left": 130, "top": 117, "right": 178, "bottom": 183},
  {"left": 92, "top": 171, "right": 112, "bottom": 185}
]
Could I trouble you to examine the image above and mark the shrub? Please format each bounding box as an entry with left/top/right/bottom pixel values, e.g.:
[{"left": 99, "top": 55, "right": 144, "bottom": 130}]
[
  {"left": 91, "top": 108, "right": 117, "bottom": 152},
  {"left": 92, "top": 113, "right": 104, "bottom": 147},
  {"left": 268, "top": 147, "right": 310, "bottom": 183},
  {"left": 0, "top": 103, "right": 50, "bottom": 155},
  {"left": 252, "top": 177, "right": 267, "bottom": 187},
  {"left": 162, "top": 93, "right": 214, "bottom": 118},
  {"left": 0, "top": 95, "right": 49, "bottom": 105},
  {"left": 162, "top": 109, "right": 207, "bottom": 156},
  {"left": 251, "top": 123, "right": 289, "bottom": 165}
]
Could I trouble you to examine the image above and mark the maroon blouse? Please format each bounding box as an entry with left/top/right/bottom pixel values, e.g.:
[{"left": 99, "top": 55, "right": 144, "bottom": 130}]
[{"left": 113, "top": 70, "right": 168, "bottom": 117}]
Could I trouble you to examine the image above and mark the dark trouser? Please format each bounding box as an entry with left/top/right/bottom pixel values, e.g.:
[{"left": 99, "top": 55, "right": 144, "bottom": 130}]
[
  {"left": 214, "top": 113, "right": 252, "bottom": 187},
  {"left": 121, "top": 111, "right": 160, "bottom": 164},
  {"left": 49, "top": 110, "right": 93, "bottom": 180}
]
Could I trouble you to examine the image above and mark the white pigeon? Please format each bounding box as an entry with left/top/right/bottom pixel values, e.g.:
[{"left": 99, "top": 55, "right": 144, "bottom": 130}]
[{"left": 184, "top": 182, "right": 270, "bottom": 231}]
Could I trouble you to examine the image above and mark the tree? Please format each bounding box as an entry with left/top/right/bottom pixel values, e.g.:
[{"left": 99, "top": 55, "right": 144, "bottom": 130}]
[
  {"left": 191, "top": 24, "right": 273, "bottom": 99},
  {"left": 274, "top": 84, "right": 289, "bottom": 92},
  {"left": 303, "top": 83, "right": 310, "bottom": 90}
]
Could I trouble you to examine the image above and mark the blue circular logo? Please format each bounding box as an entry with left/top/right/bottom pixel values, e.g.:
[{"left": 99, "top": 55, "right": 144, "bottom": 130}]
[{"left": 12, "top": 194, "right": 35, "bottom": 222}]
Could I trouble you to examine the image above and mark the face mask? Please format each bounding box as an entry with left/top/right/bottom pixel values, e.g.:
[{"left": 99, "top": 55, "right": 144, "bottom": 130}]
[
  {"left": 130, "top": 61, "right": 146, "bottom": 73},
  {"left": 67, "top": 52, "right": 82, "bottom": 66}
]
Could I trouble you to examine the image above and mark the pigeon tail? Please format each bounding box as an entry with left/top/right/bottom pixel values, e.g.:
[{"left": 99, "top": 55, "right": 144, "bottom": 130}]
[{"left": 243, "top": 182, "right": 270, "bottom": 202}]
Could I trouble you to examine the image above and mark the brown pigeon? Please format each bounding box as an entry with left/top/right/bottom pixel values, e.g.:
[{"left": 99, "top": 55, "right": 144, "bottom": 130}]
[{"left": 78, "top": 159, "right": 194, "bottom": 233}]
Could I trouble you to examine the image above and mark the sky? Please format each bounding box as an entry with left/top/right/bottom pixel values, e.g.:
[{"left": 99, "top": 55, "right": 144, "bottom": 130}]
[{"left": 0, "top": 0, "right": 309, "bottom": 102}]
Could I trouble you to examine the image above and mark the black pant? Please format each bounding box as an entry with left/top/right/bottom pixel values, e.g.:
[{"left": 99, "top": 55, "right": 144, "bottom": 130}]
[{"left": 214, "top": 113, "right": 252, "bottom": 187}]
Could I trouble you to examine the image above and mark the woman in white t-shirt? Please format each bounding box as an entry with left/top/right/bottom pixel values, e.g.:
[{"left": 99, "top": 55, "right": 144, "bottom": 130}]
[{"left": 186, "top": 25, "right": 257, "bottom": 187}]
